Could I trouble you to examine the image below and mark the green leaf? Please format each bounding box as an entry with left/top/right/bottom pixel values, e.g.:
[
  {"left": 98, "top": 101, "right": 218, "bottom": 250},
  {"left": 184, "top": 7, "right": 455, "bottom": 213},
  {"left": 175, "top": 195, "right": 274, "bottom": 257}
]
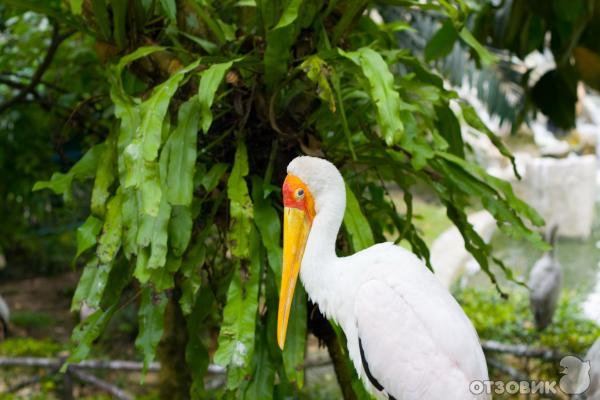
[
  {"left": 179, "top": 242, "right": 206, "bottom": 315},
  {"left": 75, "top": 216, "right": 103, "bottom": 260},
  {"left": 71, "top": 257, "right": 99, "bottom": 312},
  {"left": 166, "top": 96, "right": 200, "bottom": 206},
  {"left": 122, "top": 60, "right": 200, "bottom": 213},
  {"left": 67, "top": 304, "right": 117, "bottom": 365},
  {"left": 245, "top": 324, "right": 276, "bottom": 399},
  {"left": 139, "top": 60, "right": 200, "bottom": 163},
  {"left": 251, "top": 176, "right": 282, "bottom": 285},
  {"left": 186, "top": 288, "right": 215, "bottom": 398},
  {"left": 96, "top": 192, "right": 123, "bottom": 264},
  {"left": 227, "top": 140, "right": 253, "bottom": 258},
  {"left": 343, "top": 184, "right": 374, "bottom": 251},
  {"left": 159, "top": 0, "right": 176, "bottom": 21},
  {"left": 339, "top": 47, "right": 404, "bottom": 145},
  {"left": 135, "top": 287, "right": 168, "bottom": 375},
  {"left": 147, "top": 198, "right": 171, "bottom": 269},
  {"left": 121, "top": 189, "right": 139, "bottom": 258},
  {"left": 459, "top": 101, "right": 519, "bottom": 178},
  {"left": 200, "top": 163, "right": 229, "bottom": 192},
  {"left": 282, "top": 285, "right": 307, "bottom": 388},
  {"left": 111, "top": 0, "right": 127, "bottom": 49},
  {"left": 169, "top": 205, "right": 192, "bottom": 257},
  {"left": 33, "top": 144, "right": 105, "bottom": 202},
  {"left": 263, "top": 0, "right": 304, "bottom": 89},
  {"left": 198, "top": 60, "right": 235, "bottom": 133},
  {"left": 213, "top": 228, "right": 261, "bottom": 389},
  {"left": 299, "top": 55, "right": 336, "bottom": 112},
  {"left": 274, "top": 0, "right": 303, "bottom": 29},
  {"left": 459, "top": 28, "right": 498, "bottom": 66},
  {"left": 69, "top": 0, "right": 83, "bottom": 14},
  {"left": 114, "top": 46, "right": 165, "bottom": 77},
  {"left": 91, "top": 131, "right": 117, "bottom": 217},
  {"left": 424, "top": 19, "right": 458, "bottom": 62},
  {"left": 435, "top": 104, "right": 464, "bottom": 158},
  {"left": 91, "top": 0, "right": 112, "bottom": 41},
  {"left": 71, "top": 257, "right": 113, "bottom": 311}
]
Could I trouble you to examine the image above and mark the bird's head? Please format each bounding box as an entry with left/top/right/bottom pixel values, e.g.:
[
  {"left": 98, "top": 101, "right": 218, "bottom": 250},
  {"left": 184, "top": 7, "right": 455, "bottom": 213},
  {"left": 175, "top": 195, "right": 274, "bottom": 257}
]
[{"left": 277, "top": 156, "right": 344, "bottom": 349}]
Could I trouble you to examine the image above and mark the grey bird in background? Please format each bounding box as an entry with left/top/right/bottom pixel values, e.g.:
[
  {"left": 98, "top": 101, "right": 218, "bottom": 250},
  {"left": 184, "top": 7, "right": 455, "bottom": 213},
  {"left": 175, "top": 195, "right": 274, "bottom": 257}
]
[
  {"left": 0, "top": 294, "right": 9, "bottom": 340},
  {"left": 528, "top": 225, "right": 562, "bottom": 330}
]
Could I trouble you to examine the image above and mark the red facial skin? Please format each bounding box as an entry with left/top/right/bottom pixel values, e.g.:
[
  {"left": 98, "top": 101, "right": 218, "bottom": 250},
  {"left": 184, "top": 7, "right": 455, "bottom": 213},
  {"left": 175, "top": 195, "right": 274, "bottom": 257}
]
[{"left": 282, "top": 175, "right": 315, "bottom": 221}]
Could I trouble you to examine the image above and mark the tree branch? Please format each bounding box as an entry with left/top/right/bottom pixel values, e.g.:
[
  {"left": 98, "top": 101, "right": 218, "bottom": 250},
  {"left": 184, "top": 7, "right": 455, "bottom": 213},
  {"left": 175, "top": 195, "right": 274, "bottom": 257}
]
[
  {"left": 482, "top": 340, "right": 568, "bottom": 361},
  {"left": 0, "top": 23, "right": 72, "bottom": 114},
  {"left": 70, "top": 368, "right": 133, "bottom": 400}
]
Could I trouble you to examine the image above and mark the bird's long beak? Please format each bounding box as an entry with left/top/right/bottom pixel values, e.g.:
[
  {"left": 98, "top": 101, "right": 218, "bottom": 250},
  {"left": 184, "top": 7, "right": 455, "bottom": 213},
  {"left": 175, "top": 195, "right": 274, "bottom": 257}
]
[{"left": 277, "top": 206, "right": 311, "bottom": 349}]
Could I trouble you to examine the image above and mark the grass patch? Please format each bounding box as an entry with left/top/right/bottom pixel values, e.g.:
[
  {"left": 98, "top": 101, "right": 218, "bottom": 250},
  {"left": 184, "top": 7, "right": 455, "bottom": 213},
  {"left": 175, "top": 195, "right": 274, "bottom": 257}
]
[
  {"left": 0, "top": 337, "right": 62, "bottom": 357},
  {"left": 11, "top": 310, "right": 58, "bottom": 329}
]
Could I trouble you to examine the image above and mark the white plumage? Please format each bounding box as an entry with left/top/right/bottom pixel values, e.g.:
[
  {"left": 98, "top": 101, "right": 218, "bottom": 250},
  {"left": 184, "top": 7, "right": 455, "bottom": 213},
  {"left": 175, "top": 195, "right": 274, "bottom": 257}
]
[{"left": 286, "top": 157, "right": 489, "bottom": 400}]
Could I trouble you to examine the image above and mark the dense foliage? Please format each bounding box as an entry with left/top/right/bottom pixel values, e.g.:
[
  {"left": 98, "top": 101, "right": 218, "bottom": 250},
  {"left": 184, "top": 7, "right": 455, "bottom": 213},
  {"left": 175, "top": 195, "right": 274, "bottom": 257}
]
[
  {"left": 1, "top": 0, "right": 549, "bottom": 398},
  {"left": 473, "top": 0, "right": 600, "bottom": 130}
]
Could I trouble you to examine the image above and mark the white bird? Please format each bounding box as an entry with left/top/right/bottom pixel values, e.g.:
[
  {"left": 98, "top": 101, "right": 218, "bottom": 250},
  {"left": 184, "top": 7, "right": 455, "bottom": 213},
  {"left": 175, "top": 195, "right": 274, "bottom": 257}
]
[
  {"left": 277, "top": 156, "right": 489, "bottom": 400},
  {"left": 528, "top": 226, "right": 562, "bottom": 330}
]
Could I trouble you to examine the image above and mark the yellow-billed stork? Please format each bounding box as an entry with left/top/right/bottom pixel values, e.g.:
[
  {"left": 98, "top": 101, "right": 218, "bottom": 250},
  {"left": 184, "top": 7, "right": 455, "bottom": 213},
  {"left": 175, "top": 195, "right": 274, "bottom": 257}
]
[{"left": 277, "top": 156, "right": 489, "bottom": 400}]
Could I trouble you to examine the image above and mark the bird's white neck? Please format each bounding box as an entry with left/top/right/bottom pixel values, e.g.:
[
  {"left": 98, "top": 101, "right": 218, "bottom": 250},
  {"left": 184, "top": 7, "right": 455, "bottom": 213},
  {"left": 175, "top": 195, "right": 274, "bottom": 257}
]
[{"left": 300, "top": 189, "right": 347, "bottom": 321}]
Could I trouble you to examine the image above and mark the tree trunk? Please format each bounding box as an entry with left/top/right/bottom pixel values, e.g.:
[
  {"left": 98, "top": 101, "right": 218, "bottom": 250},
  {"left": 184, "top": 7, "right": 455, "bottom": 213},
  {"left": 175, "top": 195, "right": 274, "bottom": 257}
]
[{"left": 157, "top": 284, "right": 191, "bottom": 399}]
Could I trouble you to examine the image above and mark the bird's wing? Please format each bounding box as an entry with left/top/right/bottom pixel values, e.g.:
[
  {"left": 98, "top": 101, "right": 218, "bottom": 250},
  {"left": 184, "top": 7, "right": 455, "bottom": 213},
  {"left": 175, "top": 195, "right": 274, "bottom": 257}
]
[{"left": 354, "top": 277, "right": 489, "bottom": 400}]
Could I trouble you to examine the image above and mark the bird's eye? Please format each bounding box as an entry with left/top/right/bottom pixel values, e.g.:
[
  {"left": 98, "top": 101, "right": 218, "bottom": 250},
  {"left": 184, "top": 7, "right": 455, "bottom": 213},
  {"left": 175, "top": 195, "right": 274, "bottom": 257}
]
[{"left": 295, "top": 188, "right": 304, "bottom": 199}]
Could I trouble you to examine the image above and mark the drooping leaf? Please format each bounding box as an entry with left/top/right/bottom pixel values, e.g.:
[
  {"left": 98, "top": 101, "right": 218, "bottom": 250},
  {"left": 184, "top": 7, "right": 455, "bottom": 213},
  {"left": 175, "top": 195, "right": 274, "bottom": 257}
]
[
  {"left": 147, "top": 197, "right": 171, "bottom": 269},
  {"left": 112, "top": 0, "right": 127, "bottom": 49},
  {"left": 299, "top": 55, "right": 336, "bottom": 112},
  {"left": 33, "top": 144, "right": 105, "bottom": 202},
  {"left": 67, "top": 304, "right": 117, "bottom": 365},
  {"left": 122, "top": 59, "right": 200, "bottom": 214},
  {"left": 424, "top": 19, "right": 458, "bottom": 62},
  {"left": 75, "top": 215, "right": 103, "bottom": 260},
  {"left": 121, "top": 189, "right": 139, "bottom": 258},
  {"left": 91, "top": 130, "right": 117, "bottom": 217},
  {"left": 435, "top": 104, "right": 464, "bottom": 158},
  {"left": 186, "top": 288, "right": 215, "bottom": 399},
  {"left": 96, "top": 191, "right": 123, "bottom": 264},
  {"left": 251, "top": 176, "right": 282, "bottom": 284},
  {"left": 91, "top": 0, "right": 112, "bottom": 41},
  {"left": 159, "top": 0, "right": 176, "bottom": 21},
  {"left": 169, "top": 205, "right": 193, "bottom": 257},
  {"left": 459, "top": 101, "right": 519, "bottom": 178},
  {"left": 198, "top": 60, "right": 236, "bottom": 133},
  {"left": 263, "top": 0, "right": 304, "bottom": 88},
  {"left": 343, "top": 184, "right": 374, "bottom": 251},
  {"left": 213, "top": 228, "right": 261, "bottom": 389},
  {"left": 459, "top": 27, "right": 498, "bottom": 66},
  {"left": 339, "top": 47, "right": 404, "bottom": 145},
  {"left": 78, "top": 259, "right": 114, "bottom": 311},
  {"left": 69, "top": 0, "right": 83, "bottom": 14},
  {"left": 281, "top": 284, "right": 307, "bottom": 388},
  {"left": 245, "top": 323, "right": 276, "bottom": 399},
  {"left": 166, "top": 96, "right": 201, "bottom": 206},
  {"left": 227, "top": 140, "right": 253, "bottom": 258},
  {"left": 135, "top": 287, "right": 168, "bottom": 374},
  {"left": 179, "top": 241, "right": 206, "bottom": 315},
  {"left": 200, "top": 163, "right": 229, "bottom": 192}
]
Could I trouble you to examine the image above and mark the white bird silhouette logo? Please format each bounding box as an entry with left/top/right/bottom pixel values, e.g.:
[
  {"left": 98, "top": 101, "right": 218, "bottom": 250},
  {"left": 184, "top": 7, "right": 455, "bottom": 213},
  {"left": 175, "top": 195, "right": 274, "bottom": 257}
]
[{"left": 559, "top": 355, "right": 591, "bottom": 395}]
